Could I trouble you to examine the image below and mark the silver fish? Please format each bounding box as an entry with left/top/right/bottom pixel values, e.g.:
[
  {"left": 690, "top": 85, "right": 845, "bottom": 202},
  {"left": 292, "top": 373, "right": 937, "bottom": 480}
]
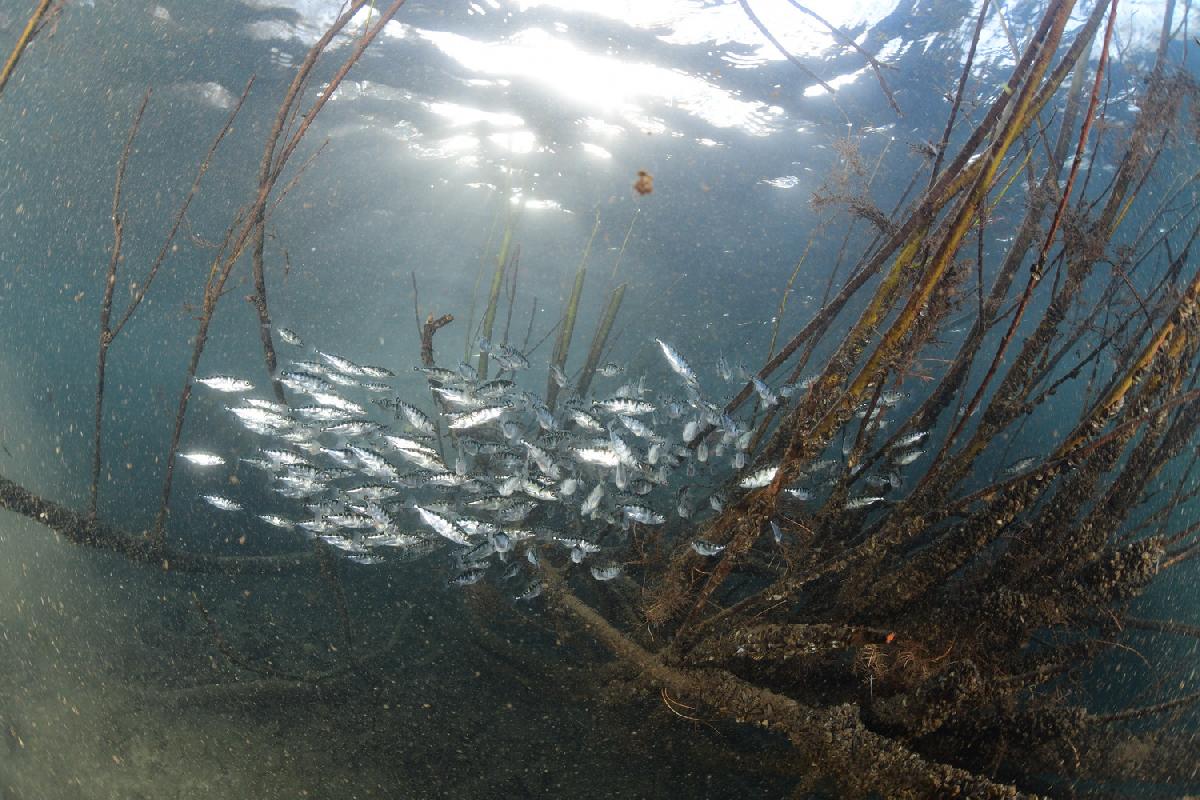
[
  {"left": 359, "top": 364, "right": 396, "bottom": 379},
  {"left": 892, "top": 449, "right": 924, "bottom": 466},
  {"left": 622, "top": 505, "right": 664, "bottom": 524},
  {"left": 316, "top": 350, "right": 364, "bottom": 376},
  {"left": 593, "top": 398, "right": 655, "bottom": 416},
  {"left": 590, "top": 564, "right": 622, "bottom": 581},
  {"left": 655, "top": 338, "right": 699, "bottom": 388},
  {"left": 891, "top": 430, "right": 928, "bottom": 449},
  {"left": 413, "top": 504, "right": 470, "bottom": 546},
  {"left": 716, "top": 355, "right": 733, "bottom": 382},
  {"left": 515, "top": 580, "right": 544, "bottom": 601},
  {"left": 196, "top": 376, "right": 253, "bottom": 393},
  {"left": 597, "top": 363, "right": 624, "bottom": 377},
  {"left": 690, "top": 539, "right": 725, "bottom": 556},
  {"left": 396, "top": 402, "right": 435, "bottom": 435},
  {"left": 574, "top": 447, "right": 619, "bottom": 468},
  {"left": 180, "top": 451, "right": 225, "bottom": 467},
  {"left": 739, "top": 465, "right": 778, "bottom": 489},
  {"left": 202, "top": 494, "right": 242, "bottom": 512},
  {"left": 751, "top": 377, "right": 778, "bottom": 406},
  {"left": 448, "top": 406, "right": 507, "bottom": 430},
  {"left": 310, "top": 392, "right": 367, "bottom": 415},
  {"left": 277, "top": 327, "right": 303, "bottom": 346},
  {"left": 580, "top": 483, "right": 605, "bottom": 516},
  {"left": 845, "top": 495, "right": 885, "bottom": 510},
  {"left": 278, "top": 370, "right": 332, "bottom": 394},
  {"left": 450, "top": 568, "right": 486, "bottom": 587},
  {"left": 1004, "top": 456, "right": 1038, "bottom": 475}
]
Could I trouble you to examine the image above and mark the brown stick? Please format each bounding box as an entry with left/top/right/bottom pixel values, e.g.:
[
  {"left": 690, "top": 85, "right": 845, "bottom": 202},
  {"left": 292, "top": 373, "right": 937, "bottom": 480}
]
[
  {"left": 0, "top": 0, "right": 52, "bottom": 98},
  {"left": 420, "top": 314, "right": 454, "bottom": 367}
]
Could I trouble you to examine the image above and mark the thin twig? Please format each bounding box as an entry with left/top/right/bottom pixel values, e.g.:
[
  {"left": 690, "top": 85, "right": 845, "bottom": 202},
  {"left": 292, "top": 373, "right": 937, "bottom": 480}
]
[{"left": 89, "top": 89, "right": 151, "bottom": 520}]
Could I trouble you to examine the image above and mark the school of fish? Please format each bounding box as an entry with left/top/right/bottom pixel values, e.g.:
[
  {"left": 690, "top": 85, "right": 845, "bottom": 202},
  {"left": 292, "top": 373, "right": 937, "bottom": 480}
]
[{"left": 186, "top": 327, "right": 937, "bottom": 597}]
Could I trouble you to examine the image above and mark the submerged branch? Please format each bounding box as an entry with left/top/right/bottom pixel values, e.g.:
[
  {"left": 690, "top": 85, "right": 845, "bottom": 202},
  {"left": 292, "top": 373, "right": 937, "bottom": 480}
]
[{"left": 0, "top": 474, "right": 313, "bottom": 575}]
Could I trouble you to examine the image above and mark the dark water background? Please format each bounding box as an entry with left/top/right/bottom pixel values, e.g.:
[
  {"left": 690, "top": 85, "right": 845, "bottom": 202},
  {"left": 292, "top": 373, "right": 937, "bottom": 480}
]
[{"left": 0, "top": 0, "right": 1195, "bottom": 797}]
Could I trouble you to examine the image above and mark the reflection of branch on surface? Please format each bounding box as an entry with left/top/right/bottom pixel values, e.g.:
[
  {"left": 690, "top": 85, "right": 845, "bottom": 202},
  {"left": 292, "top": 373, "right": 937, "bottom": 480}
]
[
  {"left": 783, "top": 0, "right": 902, "bottom": 116},
  {"left": 735, "top": 0, "right": 842, "bottom": 116}
]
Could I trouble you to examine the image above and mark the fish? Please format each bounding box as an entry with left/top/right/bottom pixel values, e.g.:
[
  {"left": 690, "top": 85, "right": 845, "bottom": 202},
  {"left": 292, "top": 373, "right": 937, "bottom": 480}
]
[
  {"left": 180, "top": 451, "right": 225, "bottom": 467},
  {"left": 449, "top": 568, "right": 486, "bottom": 587},
  {"left": 278, "top": 370, "right": 332, "bottom": 395},
  {"left": 396, "top": 402, "right": 435, "bottom": 435},
  {"left": 690, "top": 539, "right": 725, "bottom": 556},
  {"left": 413, "top": 505, "right": 470, "bottom": 546},
  {"left": 891, "top": 430, "right": 928, "bottom": 449},
  {"left": 196, "top": 376, "right": 254, "bottom": 393},
  {"left": 590, "top": 564, "right": 622, "bottom": 581},
  {"left": 581, "top": 483, "right": 605, "bottom": 516},
  {"left": 574, "top": 447, "right": 620, "bottom": 468},
  {"left": 593, "top": 398, "right": 655, "bottom": 416},
  {"left": 199, "top": 325, "right": 893, "bottom": 591},
  {"left": 277, "top": 327, "right": 304, "bottom": 346},
  {"left": 716, "top": 355, "right": 733, "bottom": 382},
  {"left": 622, "top": 505, "right": 664, "bottom": 524},
  {"left": 448, "top": 406, "right": 507, "bottom": 430},
  {"left": 202, "top": 494, "right": 242, "bottom": 512},
  {"left": 359, "top": 364, "right": 396, "bottom": 379},
  {"left": 739, "top": 465, "right": 778, "bottom": 489},
  {"left": 316, "top": 350, "right": 364, "bottom": 375},
  {"left": 310, "top": 393, "right": 367, "bottom": 415},
  {"left": 751, "top": 376, "right": 778, "bottom": 406},
  {"left": 845, "top": 495, "right": 885, "bottom": 510},
  {"left": 655, "top": 338, "right": 699, "bottom": 388},
  {"left": 515, "top": 580, "right": 544, "bottom": 601},
  {"left": 1004, "top": 456, "right": 1038, "bottom": 475}
]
